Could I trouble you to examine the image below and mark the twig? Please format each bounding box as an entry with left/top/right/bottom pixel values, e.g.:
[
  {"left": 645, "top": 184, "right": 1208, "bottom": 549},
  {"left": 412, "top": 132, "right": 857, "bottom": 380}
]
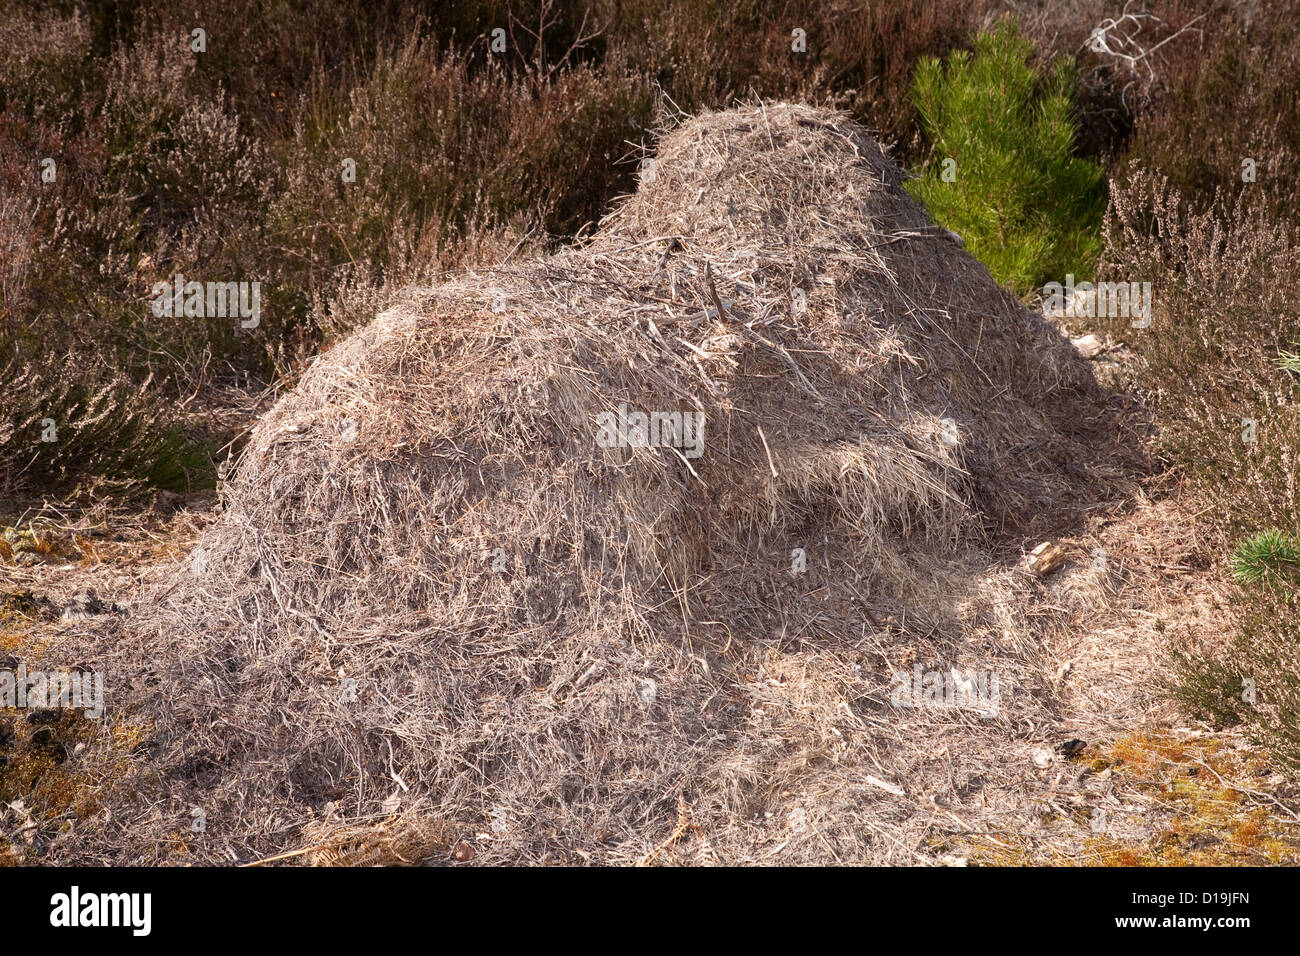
[{"left": 756, "top": 425, "right": 779, "bottom": 479}]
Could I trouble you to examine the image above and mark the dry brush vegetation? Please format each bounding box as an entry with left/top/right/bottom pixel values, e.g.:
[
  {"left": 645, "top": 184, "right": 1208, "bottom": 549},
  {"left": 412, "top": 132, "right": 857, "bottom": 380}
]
[{"left": 2, "top": 0, "right": 1299, "bottom": 866}]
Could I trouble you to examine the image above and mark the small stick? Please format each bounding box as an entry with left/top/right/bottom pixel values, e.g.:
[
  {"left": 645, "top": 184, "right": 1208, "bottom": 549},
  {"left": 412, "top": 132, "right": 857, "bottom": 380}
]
[
  {"left": 865, "top": 774, "right": 905, "bottom": 797},
  {"left": 702, "top": 261, "right": 728, "bottom": 321},
  {"left": 756, "top": 426, "right": 778, "bottom": 478},
  {"left": 240, "top": 843, "right": 332, "bottom": 867}
]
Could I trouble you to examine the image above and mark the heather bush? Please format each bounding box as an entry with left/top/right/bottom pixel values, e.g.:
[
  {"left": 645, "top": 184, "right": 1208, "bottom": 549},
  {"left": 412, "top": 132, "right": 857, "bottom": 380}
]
[
  {"left": 604, "top": 0, "right": 985, "bottom": 145},
  {"left": 0, "top": 340, "right": 211, "bottom": 494},
  {"left": 1100, "top": 167, "right": 1300, "bottom": 538},
  {"left": 1113, "top": 1, "right": 1300, "bottom": 221},
  {"left": 1103, "top": 168, "right": 1300, "bottom": 764},
  {"left": 267, "top": 39, "right": 655, "bottom": 341},
  {"left": 0, "top": 8, "right": 93, "bottom": 119}
]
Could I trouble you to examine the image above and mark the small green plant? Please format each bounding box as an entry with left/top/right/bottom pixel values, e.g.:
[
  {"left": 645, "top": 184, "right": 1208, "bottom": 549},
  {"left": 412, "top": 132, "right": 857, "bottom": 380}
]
[
  {"left": 1230, "top": 529, "right": 1300, "bottom": 584},
  {"left": 907, "top": 19, "right": 1106, "bottom": 296},
  {"left": 1278, "top": 349, "right": 1300, "bottom": 375}
]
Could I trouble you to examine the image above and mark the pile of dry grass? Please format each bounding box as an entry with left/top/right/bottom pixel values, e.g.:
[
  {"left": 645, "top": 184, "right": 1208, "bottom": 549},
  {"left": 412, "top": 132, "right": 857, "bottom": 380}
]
[{"left": 45, "top": 103, "right": 1128, "bottom": 865}]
